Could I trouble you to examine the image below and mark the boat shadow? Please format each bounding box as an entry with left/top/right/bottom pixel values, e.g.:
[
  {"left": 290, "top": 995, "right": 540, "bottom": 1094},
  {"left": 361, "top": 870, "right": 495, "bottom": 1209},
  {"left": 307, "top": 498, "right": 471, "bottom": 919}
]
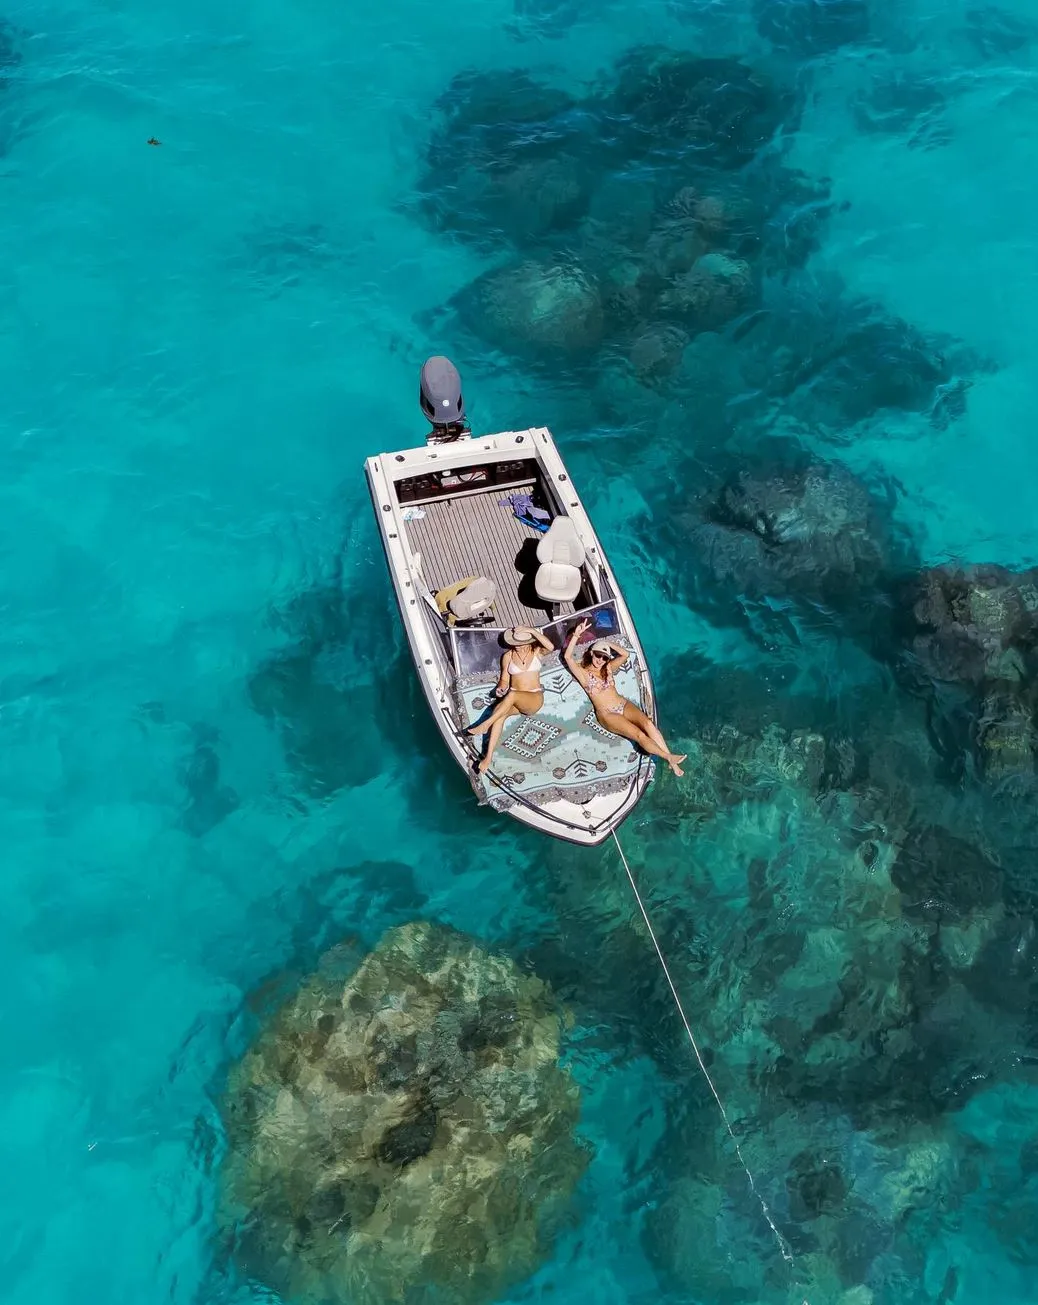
[{"left": 514, "top": 537, "right": 553, "bottom": 617}]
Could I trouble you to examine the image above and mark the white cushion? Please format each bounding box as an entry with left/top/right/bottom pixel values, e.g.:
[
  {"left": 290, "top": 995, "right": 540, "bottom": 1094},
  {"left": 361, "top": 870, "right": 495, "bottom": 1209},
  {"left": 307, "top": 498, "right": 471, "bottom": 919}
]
[
  {"left": 449, "top": 575, "right": 497, "bottom": 620},
  {"left": 535, "top": 561, "right": 582, "bottom": 603},
  {"left": 536, "top": 516, "right": 585, "bottom": 568}
]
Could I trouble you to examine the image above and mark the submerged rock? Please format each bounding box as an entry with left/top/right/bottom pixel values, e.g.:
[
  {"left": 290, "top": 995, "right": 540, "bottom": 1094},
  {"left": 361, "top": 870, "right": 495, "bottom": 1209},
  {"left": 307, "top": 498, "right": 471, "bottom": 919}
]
[
  {"left": 965, "top": 5, "right": 1037, "bottom": 60},
  {"left": 603, "top": 49, "right": 792, "bottom": 168},
  {"left": 976, "top": 692, "right": 1037, "bottom": 784},
  {"left": 178, "top": 731, "right": 239, "bottom": 837},
  {"left": 459, "top": 258, "right": 605, "bottom": 359},
  {"left": 219, "top": 922, "right": 588, "bottom": 1305},
  {"left": 628, "top": 322, "right": 689, "bottom": 382},
  {"left": 666, "top": 456, "right": 894, "bottom": 626},
  {"left": 897, "top": 563, "right": 1038, "bottom": 784},
  {"left": 787, "top": 1147, "right": 849, "bottom": 1222},
  {"left": 903, "top": 564, "right": 1038, "bottom": 689},
  {"left": 658, "top": 251, "right": 756, "bottom": 332},
  {"left": 755, "top": 0, "right": 871, "bottom": 55}
]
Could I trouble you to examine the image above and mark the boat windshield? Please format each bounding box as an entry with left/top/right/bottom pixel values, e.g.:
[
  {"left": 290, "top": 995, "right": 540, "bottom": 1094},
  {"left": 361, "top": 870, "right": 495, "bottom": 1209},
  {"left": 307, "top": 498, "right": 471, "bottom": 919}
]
[{"left": 449, "top": 600, "right": 623, "bottom": 677}]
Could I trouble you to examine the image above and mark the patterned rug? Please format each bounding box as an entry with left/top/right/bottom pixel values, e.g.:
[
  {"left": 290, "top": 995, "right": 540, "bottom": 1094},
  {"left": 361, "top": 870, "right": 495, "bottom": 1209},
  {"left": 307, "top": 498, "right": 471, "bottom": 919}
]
[{"left": 457, "top": 650, "right": 652, "bottom": 812}]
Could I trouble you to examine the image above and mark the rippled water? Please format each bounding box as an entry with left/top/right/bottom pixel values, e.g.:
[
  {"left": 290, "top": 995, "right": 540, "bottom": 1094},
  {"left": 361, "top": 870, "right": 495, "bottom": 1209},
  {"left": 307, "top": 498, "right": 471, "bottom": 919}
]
[{"left": 5, "top": 0, "right": 1038, "bottom": 1301}]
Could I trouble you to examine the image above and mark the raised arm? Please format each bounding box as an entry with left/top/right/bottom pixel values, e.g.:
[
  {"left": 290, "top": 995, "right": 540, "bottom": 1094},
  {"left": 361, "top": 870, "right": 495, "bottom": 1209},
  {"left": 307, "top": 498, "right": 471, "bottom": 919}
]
[
  {"left": 530, "top": 626, "right": 554, "bottom": 653},
  {"left": 564, "top": 618, "right": 591, "bottom": 678},
  {"left": 604, "top": 640, "right": 630, "bottom": 671}
]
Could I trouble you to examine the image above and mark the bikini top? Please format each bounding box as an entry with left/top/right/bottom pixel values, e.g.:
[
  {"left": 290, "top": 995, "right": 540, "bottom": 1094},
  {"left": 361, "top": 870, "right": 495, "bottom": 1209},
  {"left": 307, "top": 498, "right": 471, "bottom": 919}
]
[
  {"left": 586, "top": 670, "right": 611, "bottom": 696},
  {"left": 508, "top": 652, "right": 542, "bottom": 675}
]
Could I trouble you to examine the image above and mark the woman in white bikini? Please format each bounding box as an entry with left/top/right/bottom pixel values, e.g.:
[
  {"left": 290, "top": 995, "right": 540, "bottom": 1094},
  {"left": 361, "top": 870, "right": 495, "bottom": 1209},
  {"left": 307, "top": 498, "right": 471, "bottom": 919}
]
[
  {"left": 564, "top": 618, "right": 686, "bottom": 776},
  {"left": 466, "top": 625, "right": 554, "bottom": 775}
]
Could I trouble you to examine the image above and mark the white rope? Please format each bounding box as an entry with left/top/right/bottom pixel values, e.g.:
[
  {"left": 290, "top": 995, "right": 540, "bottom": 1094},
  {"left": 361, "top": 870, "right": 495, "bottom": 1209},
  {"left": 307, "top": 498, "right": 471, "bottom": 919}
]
[{"left": 611, "top": 829, "right": 796, "bottom": 1269}]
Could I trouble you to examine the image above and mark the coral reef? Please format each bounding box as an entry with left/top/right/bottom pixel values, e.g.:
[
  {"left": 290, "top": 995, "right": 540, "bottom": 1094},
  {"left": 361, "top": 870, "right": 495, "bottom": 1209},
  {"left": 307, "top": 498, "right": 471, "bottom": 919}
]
[
  {"left": 384, "top": 29, "right": 1030, "bottom": 1302},
  {"left": 414, "top": 46, "right": 981, "bottom": 443},
  {"left": 897, "top": 564, "right": 1038, "bottom": 785},
  {"left": 754, "top": 0, "right": 871, "bottom": 55},
  {"left": 600, "top": 49, "right": 793, "bottom": 169},
  {"left": 178, "top": 724, "right": 239, "bottom": 837},
  {"left": 457, "top": 258, "right": 605, "bottom": 360},
  {"left": 647, "top": 449, "right": 902, "bottom": 652},
  {"left": 965, "top": 5, "right": 1036, "bottom": 60},
  {"left": 510, "top": 637, "right": 1037, "bottom": 1299},
  {"left": 219, "top": 922, "right": 588, "bottom": 1305}
]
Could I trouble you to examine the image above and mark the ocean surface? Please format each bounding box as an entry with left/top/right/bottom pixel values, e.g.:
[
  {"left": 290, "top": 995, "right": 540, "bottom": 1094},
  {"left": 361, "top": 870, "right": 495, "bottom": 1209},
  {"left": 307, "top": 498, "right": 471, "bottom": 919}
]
[{"left": 4, "top": 0, "right": 1038, "bottom": 1301}]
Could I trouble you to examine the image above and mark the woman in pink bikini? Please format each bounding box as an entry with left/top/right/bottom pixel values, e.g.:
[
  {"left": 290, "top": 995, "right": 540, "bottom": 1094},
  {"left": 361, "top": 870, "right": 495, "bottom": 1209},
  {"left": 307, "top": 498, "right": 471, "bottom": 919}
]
[
  {"left": 466, "top": 625, "right": 554, "bottom": 775},
  {"left": 564, "top": 618, "right": 686, "bottom": 776}
]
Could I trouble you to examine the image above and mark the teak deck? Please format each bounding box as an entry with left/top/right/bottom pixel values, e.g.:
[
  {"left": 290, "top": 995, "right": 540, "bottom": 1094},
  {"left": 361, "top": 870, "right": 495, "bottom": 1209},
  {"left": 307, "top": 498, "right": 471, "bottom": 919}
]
[{"left": 404, "top": 482, "right": 577, "bottom": 629}]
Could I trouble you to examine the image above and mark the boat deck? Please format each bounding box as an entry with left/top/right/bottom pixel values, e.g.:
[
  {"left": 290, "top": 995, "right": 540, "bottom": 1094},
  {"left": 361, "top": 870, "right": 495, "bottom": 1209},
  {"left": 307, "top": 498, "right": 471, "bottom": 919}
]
[{"left": 404, "top": 483, "right": 578, "bottom": 629}]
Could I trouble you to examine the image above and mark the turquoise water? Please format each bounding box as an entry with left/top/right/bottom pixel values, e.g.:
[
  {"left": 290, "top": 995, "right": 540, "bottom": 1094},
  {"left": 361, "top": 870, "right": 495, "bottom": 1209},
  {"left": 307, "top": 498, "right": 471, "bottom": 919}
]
[{"left": 5, "top": 0, "right": 1038, "bottom": 1300}]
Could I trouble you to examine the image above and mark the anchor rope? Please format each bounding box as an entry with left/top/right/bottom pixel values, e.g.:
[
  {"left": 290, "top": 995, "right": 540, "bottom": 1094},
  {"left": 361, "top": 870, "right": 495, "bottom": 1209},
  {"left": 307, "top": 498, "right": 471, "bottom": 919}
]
[{"left": 611, "top": 829, "right": 796, "bottom": 1272}]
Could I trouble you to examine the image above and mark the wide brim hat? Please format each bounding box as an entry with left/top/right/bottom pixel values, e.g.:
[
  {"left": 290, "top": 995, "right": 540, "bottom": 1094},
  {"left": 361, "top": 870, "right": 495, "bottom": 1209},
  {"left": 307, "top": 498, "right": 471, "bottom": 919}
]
[{"left": 503, "top": 627, "right": 536, "bottom": 646}]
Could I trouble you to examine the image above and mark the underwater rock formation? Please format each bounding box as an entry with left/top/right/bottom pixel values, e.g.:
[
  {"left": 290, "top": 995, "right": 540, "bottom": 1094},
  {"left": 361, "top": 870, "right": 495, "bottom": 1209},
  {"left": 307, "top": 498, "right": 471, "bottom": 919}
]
[
  {"left": 178, "top": 726, "right": 239, "bottom": 837},
  {"left": 658, "top": 251, "right": 757, "bottom": 331},
  {"left": 415, "top": 71, "right": 592, "bottom": 251},
  {"left": 904, "top": 564, "right": 1038, "bottom": 689},
  {"left": 0, "top": 21, "right": 25, "bottom": 157},
  {"left": 712, "top": 459, "right": 888, "bottom": 590},
  {"left": 413, "top": 40, "right": 986, "bottom": 450},
  {"left": 755, "top": 0, "right": 871, "bottom": 55},
  {"left": 759, "top": 299, "right": 977, "bottom": 433},
  {"left": 898, "top": 563, "right": 1038, "bottom": 784},
  {"left": 851, "top": 69, "right": 952, "bottom": 151},
  {"left": 965, "top": 5, "right": 1036, "bottom": 60},
  {"left": 653, "top": 453, "right": 897, "bottom": 646},
  {"left": 249, "top": 644, "right": 382, "bottom": 796},
  {"left": 629, "top": 755, "right": 1015, "bottom": 1298},
  {"left": 0, "top": 19, "right": 20, "bottom": 79},
  {"left": 890, "top": 823, "right": 1004, "bottom": 922},
  {"left": 457, "top": 258, "right": 605, "bottom": 359},
  {"left": 507, "top": 0, "right": 593, "bottom": 41},
  {"left": 417, "top": 52, "right": 803, "bottom": 266},
  {"left": 220, "top": 921, "right": 588, "bottom": 1305},
  {"left": 601, "top": 49, "right": 793, "bottom": 169},
  {"left": 627, "top": 322, "right": 690, "bottom": 383}
]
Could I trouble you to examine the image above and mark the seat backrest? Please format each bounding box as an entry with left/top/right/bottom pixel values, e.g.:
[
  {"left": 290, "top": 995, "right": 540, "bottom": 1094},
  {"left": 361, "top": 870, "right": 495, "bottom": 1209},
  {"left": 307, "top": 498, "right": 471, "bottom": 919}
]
[
  {"left": 449, "top": 575, "right": 497, "bottom": 620},
  {"left": 536, "top": 515, "right": 586, "bottom": 568}
]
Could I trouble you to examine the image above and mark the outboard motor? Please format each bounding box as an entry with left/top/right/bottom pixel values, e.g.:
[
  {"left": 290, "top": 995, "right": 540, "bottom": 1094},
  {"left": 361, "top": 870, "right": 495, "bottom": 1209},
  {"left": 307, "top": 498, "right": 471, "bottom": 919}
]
[{"left": 420, "top": 355, "right": 469, "bottom": 443}]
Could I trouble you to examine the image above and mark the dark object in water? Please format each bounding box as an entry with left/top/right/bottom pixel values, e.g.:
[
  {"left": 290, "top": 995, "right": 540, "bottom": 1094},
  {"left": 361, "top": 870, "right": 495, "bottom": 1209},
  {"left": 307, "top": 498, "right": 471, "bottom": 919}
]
[
  {"left": 890, "top": 824, "right": 1003, "bottom": 920},
  {"left": 786, "top": 1147, "right": 848, "bottom": 1221},
  {"left": 966, "top": 6, "right": 1035, "bottom": 58},
  {"left": 755, "top": 0, "right": 870, "bottom": 54},
  {"left": 936, "top": 1264, "right": 960, "bottom": 1305},
  {"left": 604, "top": 49, "right": 791, "bottom": 169},
  {"left": 179, "top": 733, "right": 239, "bottom": 837}
]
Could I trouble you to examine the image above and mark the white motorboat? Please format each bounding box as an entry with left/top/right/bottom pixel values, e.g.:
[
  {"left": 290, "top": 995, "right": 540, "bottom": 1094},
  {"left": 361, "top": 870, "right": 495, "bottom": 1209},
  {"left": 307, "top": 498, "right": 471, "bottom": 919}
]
[{"left": 365, "top": 357, "right": 657, "bottom": 845}]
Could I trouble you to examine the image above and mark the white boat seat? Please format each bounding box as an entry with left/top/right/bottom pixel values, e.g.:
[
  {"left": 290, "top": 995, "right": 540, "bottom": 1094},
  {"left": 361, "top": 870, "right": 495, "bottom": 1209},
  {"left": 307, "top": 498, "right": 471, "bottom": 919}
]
[
  {"left": 449, "top": 575, "right": 497, "bottom": 621},
  {"left": 535, "top": 561, "right": 582, "bottom": 604},
  {"left": 435, "top": 575, "right": 498, "bottom": 625},
  {"left": 536, "top": 516, "right": 586, "bottom": 569}
]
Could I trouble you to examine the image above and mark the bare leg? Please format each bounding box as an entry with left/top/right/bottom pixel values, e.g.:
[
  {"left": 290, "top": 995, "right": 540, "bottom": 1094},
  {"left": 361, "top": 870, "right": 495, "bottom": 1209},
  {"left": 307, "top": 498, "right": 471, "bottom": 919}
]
[
  {"left": 479, "top": 705, "right": 518, "bottom": 774},
  {"left": 468, "top": 691, "right": 517, "bottom": 736},
  {"left": 600, "top": 710, "right": 686, "bottom": 776},
  {"left": 625, "top": 702, "right": 669, "bottom": 753},
  {"left": 469, "top": 688, "right": 544, "bottom": 735}
]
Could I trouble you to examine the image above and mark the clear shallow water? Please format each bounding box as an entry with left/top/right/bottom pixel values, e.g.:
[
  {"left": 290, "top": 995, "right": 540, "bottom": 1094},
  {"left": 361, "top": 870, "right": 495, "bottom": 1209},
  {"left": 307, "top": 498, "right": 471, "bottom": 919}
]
[{"left": 4, "top": 0, "right": 1038, "bottom": 1302}]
